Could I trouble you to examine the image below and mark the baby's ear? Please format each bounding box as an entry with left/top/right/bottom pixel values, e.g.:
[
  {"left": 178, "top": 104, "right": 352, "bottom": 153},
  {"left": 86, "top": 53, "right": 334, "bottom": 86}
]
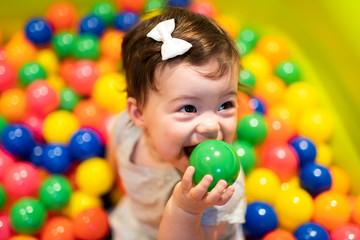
[{"left": 127, "top": 97, "right": 145, "bottom": 130}]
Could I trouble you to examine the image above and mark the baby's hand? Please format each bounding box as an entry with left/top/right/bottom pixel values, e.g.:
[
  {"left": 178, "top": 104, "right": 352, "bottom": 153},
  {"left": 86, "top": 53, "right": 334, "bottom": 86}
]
[{"left": 172, "top": 166, "right": 235, "bottom": 214}]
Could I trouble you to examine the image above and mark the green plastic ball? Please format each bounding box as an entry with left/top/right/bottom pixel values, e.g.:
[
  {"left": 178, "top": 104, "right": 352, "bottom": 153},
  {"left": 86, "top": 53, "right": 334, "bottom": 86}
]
[
  {"left": 0, "top": 184, "right": 6, "bottom": 210},
  {"left": 0, "top": 115, "right": 8, "bottom": 136},
  {"left": 189, "top": 140, "right": 240, "bottom": 191},
  {"left": 275, "top": 61, "right": 301, "bottom": 85},
  {"left": 236, "top": 28, "right": 259, "bottom": 56},
  {"left": 145, "top": 0, "right": 165, "bottom": 12},
  {"left": 10, "top": 198, "right": 47, "bottom": 235},
  {"left": 238, "top": 69, "right": 256, "bottom": 93},
  {"left": 39, "top": 175, "right": 72, "bottom": 210},
  {"left": 18, "top": 62, "right": 47, "bottom": 87},
  {"left": 92, "top": 1, "right": 116, "bottom": 26},
  {"left": 52, "top": 32, "right": 75, "bottom": 59},
  {"left": 236, "top": 113, "right": 268, "bottom": 145},
  {"left": 59, "top": 87, "right": 81, "bottom": 111},
  {"left": 73, "top": 34, "right": 100, "bottom": 60},
  {"left": 231, "top": 140, "right": 256, "bottom": 175}
]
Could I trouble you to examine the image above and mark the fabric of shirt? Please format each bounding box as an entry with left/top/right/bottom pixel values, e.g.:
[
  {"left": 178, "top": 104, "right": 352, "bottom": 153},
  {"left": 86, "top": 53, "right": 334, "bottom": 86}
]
[{"left": 109, "top": 111, "right": 246, "bottom": 240}]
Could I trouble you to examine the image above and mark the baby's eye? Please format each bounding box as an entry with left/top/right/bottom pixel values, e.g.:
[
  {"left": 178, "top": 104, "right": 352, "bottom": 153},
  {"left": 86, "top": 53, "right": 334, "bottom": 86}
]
[
  {"left": 179, "top": 105, "right": 197, "bottom": 113},
  {"left": 219, "top": 101, "right": 234, "bottom": 111}
]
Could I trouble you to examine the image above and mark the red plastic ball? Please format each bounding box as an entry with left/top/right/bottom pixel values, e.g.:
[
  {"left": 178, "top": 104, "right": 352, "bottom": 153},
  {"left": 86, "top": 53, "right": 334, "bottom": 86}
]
[
  {"left": 73, "top": 208, "right": 109, "bottom": 240},
  {"left": 59, "top": 58, "right": 75, "bottom": 83},
  {"left": 115, "top": 0, "right": 146, "bottom": 12},
  {"left": 0, "top": 63, "right": 16, "bottom": 92},
  {"left": 41, "top": 216, "right": 75, "bottom": 240},
  {"left": 26, "top": 80, "right": 60, "bottom": 117},
  {"left": 261, "top": 143, "right": 299, "bottom": 181},
  {"left": 0, "top": 214, "right": 15, "bottom": 240},
  {"left": 0, "top": 147, "right": 15, "bottom": 181},
  {"left": 46, "top": 2, "right": 78, "bottom": 32},
  {"left": 189, "top": 0, "right": 217, "bottom": 18},
  {"left": 331, "top": 224, "right": 360, "bottom": 240},
  {"left": 3, "top": 162, "right": 40, "bottom": 199},
  {"left": 22, "top": 113, "right": 45, "bottom": 142},
  {"left": 68, "top": 60, "right": 99, "bottom": 96}
]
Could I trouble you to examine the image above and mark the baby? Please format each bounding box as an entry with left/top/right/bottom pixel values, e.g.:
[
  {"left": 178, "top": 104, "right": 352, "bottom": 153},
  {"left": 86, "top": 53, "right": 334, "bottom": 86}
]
[{"left": 107, "top": 6, "right": 246, "bottom": 240}]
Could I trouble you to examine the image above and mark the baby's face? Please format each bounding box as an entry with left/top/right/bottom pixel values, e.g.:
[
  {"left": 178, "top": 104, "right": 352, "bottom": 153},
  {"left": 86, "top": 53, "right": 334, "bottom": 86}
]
[{"left": 140, "top": 60, "right": 238, "bottom": 173}]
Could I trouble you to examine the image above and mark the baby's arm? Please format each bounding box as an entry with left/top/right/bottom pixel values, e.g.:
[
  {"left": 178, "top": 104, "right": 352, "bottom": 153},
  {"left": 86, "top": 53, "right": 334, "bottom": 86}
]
[{"left": 158, "top": 166, "right": 235, "bottom": 240}]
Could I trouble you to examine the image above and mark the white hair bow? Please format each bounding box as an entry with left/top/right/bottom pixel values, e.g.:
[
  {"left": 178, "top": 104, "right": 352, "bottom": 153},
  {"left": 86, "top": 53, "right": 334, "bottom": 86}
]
[{"left": 147, "top": 19, "right": 192, "bottom": 60}]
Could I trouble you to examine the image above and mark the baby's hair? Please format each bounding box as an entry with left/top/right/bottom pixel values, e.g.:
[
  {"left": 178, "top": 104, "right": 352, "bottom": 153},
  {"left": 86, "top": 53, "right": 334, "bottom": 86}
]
[{"left": 122, "top": 7, "right": 241, "bottom": 109}]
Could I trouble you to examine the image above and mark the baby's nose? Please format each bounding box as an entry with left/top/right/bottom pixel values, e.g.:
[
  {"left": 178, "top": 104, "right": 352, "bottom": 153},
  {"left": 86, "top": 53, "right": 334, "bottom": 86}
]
[{"left": 196, "top": 115, "right": 220, "bottom": 138}]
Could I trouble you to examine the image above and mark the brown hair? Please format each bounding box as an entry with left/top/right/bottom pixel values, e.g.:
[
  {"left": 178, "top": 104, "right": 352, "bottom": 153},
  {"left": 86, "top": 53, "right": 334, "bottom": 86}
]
[{"left": 122, "top": 7, "right": 240, "bottom": 109}]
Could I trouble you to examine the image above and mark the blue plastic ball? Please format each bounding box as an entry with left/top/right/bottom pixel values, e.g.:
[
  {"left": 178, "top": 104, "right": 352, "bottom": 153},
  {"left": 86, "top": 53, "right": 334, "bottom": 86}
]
[
  {"left": 68, "top": 128, "right": 104, "bottom": 161},
  {"left": 299, "top": 163, "right": 332, "bottom": 197},
  {"left": 243, "top": 201, "right": 278, "bottom": 239},
  {"left": 114, "top": 10, "right": 139, "bottom": 32},
  {"left": 29, "top": 145, "right": 44, "bottom": 167},
  {"left": 79, "top": 14, "right": 106, "bottom": 37},
  {"left": 249, "top": 97, "right": 266, "bottom": 114},
  {"left": 25, "top": 18, "right": 53, "bottom": 45},
  {"left": 294, "top": 222, "right": 330, "bottom": 240},
  {"left": 1, "top": 124, "right": 35, "bottom": 159},
  {"left": 168, "top": 0, "right": 191, "bottom": 8},
  {"left": 290, "top": 136, "right": 317, "bottom": 167},
  {"left": 42, "top": 144, "right": 71, "bottom": 173}
]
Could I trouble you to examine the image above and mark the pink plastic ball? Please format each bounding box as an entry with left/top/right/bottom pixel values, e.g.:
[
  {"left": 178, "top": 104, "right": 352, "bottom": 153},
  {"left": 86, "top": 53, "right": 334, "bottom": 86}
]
[
  {"left": 261, "top": 143, "right": 299, "bottom": 181},
  {"left": 0, "top": 147, "right": 15, "bottom": 181},
  {"left": 0, "top": 63, "right": 16, "bottom": 92},
  {"left": 22, "top": 113, "right": 45, "bottom": 142},
  {"left": 26, "top": 80, "right": 60, "bottom": 117},
  {"left": 3, "top": 162, "right": 40, "bottom": 199},
  {"left": 68, "top": 60, "right": 99, "bottom": 96},
  {"left": 0, "top": 214, "right": 14, "bottom": 240},
  {"left": 189, "top": 0, "right": 217, "bottom": 18},
  {"left": 331, "top": 224, "right": 360, "bottom": 240}
]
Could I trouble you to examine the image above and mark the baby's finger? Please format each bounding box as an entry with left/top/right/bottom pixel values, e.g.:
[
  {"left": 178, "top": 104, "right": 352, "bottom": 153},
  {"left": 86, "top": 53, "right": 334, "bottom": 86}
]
[
  {"left": 181, "top": 166, "right": 195, "bottom": 192},
  {"left": 205, "top": 180, "right": 228, "bottom": 204},
  {"left": 216, "top": 185, "right": 235, "bottom": 206},
  {"left": 189, "top": 174, "right": 213, "bottom": 201}
]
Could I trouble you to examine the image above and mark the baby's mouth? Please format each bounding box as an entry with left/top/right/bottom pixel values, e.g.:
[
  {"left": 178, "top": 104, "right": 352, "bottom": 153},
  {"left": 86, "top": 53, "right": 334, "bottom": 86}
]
[{"left": 184, "top": 145, "right": 197, "bottom": 158}]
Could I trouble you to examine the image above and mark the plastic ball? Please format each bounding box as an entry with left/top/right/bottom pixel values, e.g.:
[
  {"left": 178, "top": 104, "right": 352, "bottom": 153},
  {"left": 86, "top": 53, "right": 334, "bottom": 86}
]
[
  {"left": 237, "top": 92, "right": 252, "bottom": 119},
  {"left": 236, "top": 28, "right": 259, "bottom": 56},
  {"left": 215, "top": 14, "right": 240, "bottom": 40},
  {"left": 243, "top": 201, "right": 278, "bottom": 239},
  {"left": 73, "top": 98, "right": 107, "bottom": 129},
  {"left": 331, "top": 224, "right": 360, "bottom": 240},
  {"left": 114, "top": 10, "right": 139, "bottom": 32},
  {"left": 167, "top": 0, "right": 190, "bottom": 7},
  {"left": 42, "top": 144, "right": 72, "bottom": 174},
  {"left": 29, "top": 145, "right": 43, "bottom": 166},
  {"left": 329, "top": 166, "right": 350, "bottom": 194},
  {"left": 253, "top": 75, "right": 286, "bottom": 106},
  {"left": 268, "top": 104, "right": 297, "bottom": 129},
  {"left": 3, "top": 162, "right": 40, "bottom": 199},
  {"left": 9, "top": 236, "right": 38, "bottom": 240},
  {"left": 189, "top": 140, "right": 240, "bottom": 191},
  {"left": 313, "top": 191, "right": 351, "bottom": 231},
  {"left": 264, "top": 117, "right": 295, "bottom": 144},
  {"left": 294, "top": 222, "right": 330, "bottom": 240},
  {"left": 39, "top": 175, "right": 72, "bottom": 210},
  {"left": 41, "top": 216, "right": 74, "bottom": 240},
  {"left": 26, "top": 80, "right": 60, "bottom": 117},
  {"left": 10, "top": 198, "right": 46, "bottom": 235},
  {"left": 100, "top": 29, "right": 123, "bottom": 61},
  {"left": 23, "top": 113, "right": 45, "bottom": 142},
  {"left": 242, "top": 53, "right": 271, "bottom": 80},
  {"left": 0, "top": 185, "right": 6, "bottom": 210},
  {"left": 274, "top": 187, "right": 314, "bottom": 231},
  {"left": 0, "top": 63, "right": 16, "bottom": 92},
  {"left": 52, "top": 32, "right": 75, "bottom": 59},
  {"left": 236, "top": 113, "right": 268, "bottom": 145},
  {"left": 79, "top": 14, "right": 106, "bottom": 37},
  {"left": 0, "top": 214, "right": 14, "bottom": 240},
  {"left": 18, "top": 62, "right": 47, "bottom": 87},
  {"left": 1, "top": 124, "right": 35, "bottom": 159},
  {"left": 45, "top": 2, "right": 77, "bottom": 32},
  {"left": 353, "top": 195, "right": 360, "bottom": 225},
  {"left": 263, "top": 229, "right": 295, "bottom": 240},
  {"left": 231, "top": 140, "right": 256, "bottom": 175},
  {"left": 62, "top": 191, "right": 103, "bottom": 218},
  {"left": 261, "top": 143, "right": 298, "bottom": 181},
  {"left": 0, "top": 116, "right": 6, "bottom": 136},
  {"left": 300, "top": 163, "right": 332, "bottom": 197},
  {"left": 92, "top": 72, "right": 127, "bottom": 113},
  {"left": 284, "top": 81, "right": 318, "bottom": 113},
  {"left": 245, "top": 168, "right": 281, "bottom": 204},
  {"left": 0, "top": 48, "right": 5, "bottom": 62},
  {"left": 73, "top": 208, "right": 109, "bottom": 240},
  {"left": 97, "top": 56, "right": 118, "bottom": 75},
  {"left": 189, "top": 0, "right": 217, "bottom": 18},
  {"left": 35, "top": 49, "right": 59, "bottom": 74},
  {"left": 256, "top": 35, "right": 290, "bottom": 66},
  {"left": 59, "top": 87, "right": 80, "bottom": 111},
  {"left": 289, "top": 136, "right": 317, "bottom": 168},
  {"left": 24, "top": 18, "right": 52, "bottom": 46},
  {"left": 0, "top": 147, "right": 15, "bottom": 181},
  {"left": 43, "top": 110, "right": 80, "bottom": 143},
  {"left": 115, "top": 0, "right": 146, "bottom": 12},
  {"left": 315, "top": 143, "right": 333, "bottom": 166},
  {"left": 91, "top": 1, "right": 116, "bottom": 26},
  {"left": 0, "top": 88, "right": 27, "bottom": 122},
  {"left": 76, "top": 157, "right": 115, "bottom": 196},
  {"left": 69, "top": 128, "right": 104, "bottom": 161},
  {"left": 238, "top": 69, "right": 256, "bottom": 93},
  {"left": 47, "top": 73, "right": 66, "bottom": 92},
  {"left": 275, "top": 61, "right": 301, "bottom": 85},
  {"left": 248, "top": 97, "right": 266, "bottom": 114},
  {"left": 73, "top": 34, "right": 100, "bottom": 60},
  {"left": 68, "top": 60, "right": 99, "bottom": 96}
]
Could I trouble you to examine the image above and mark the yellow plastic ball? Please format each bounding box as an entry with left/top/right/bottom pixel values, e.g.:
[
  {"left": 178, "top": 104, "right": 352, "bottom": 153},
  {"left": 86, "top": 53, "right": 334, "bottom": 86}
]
[
  {"left": 92, "top": 72, "right": 127, "bottom": 113},
  {"left": 36, "top": 49, "right": 59, "bottom": 74},
  {"left": 330, "top": 166, "right": 350, "bottom": 194},
  {"left": 62, "top": 190, "right": 103, "bottom": 219},
  {"left": 280, "top": 176, "right": 300, "bottom": 192},
  {"left": 245, "top": 168, "right": 281, "bottom": 205},
  {"left": 297, "top": 107, "right": 334, "bottom": 143},
  {"left": 268, "top": 103, "right": 297, "bottom": 129},
  {"left": 274, "top": 187, "right": 314, "bottom": 231},
  {"left": 46, "top": 74, "right": 66, "bottom": 92},
  {"left": 284, "top": 81, "right": 318, "bottom": 114},
  {"left": 242, "top": 53, "right": 272, "bottom": 80},
  {"left": 76, "top": 157, "right": 115, "bottom": 196},
  {"left": 255, "top": 35, "right": 290, "bottom": 66},
  {"left": 253, "top": 75, "right": 286, "bottom": 105},
  {"left": 316, "top": 143, "right": 333, "bottom": 166},
  {"left": 43, "top": 110, "right": 80, "bottom": 143},
  {"left": 215, "top": 14, "right": 239, "bottom": 39}
]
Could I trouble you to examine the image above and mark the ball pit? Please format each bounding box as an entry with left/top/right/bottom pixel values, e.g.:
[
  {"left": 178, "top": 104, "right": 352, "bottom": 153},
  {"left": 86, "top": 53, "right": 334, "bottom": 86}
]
[{"left": 0, "top": 0, "right": 359, "bottom": 238}]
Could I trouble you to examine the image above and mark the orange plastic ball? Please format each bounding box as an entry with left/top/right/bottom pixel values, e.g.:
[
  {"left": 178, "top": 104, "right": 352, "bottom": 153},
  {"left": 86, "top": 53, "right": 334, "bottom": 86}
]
[
  {"left": 115, "top": 0, "right": 146, "bottom": 12},
  {"left": 100, "top": 30, "right": 124, "bottom": 61},
  {"left": 73, "top": 99, "right": 108, "bottom": 129},
  {"left": 41, "top": 217, "right": 74, "bottom": 240},
  {"left": 46, "top": 2, "right": 78, "bottom": 32},
  {"left": 353, "top": 195, "right": 360, "bottom": 225},
  {"left": 263, "top": 116, "right": 295, "bottom": 144},
  {"left": 313, "top": 191, "right": 351, "bottom": 231},
  {"left": 73, "top": 208, "right": 109, "bottom": 240},
  {"left": 9, "top": 236, "right": 38, "bottom": 240},
  {"left": 263, "top": 229, "right": 295, "bottom": 240},
  {"left": 237, "top": 92, "right": 252, "bottom": 119},
  {"left": 97, "top": 57, "right": 118, "bottom": 75},
  {"left": 268, "top": 104, "right": 297, "bottom": 129},
  {"left": 330, "top": 166, "right": 350, "bottom": 194},
  {"left": 0, "top": 88, "right": 27, "bottom": 122},
  {"left": 253, "top": 75, "right": 286, "bottom": 106},
  {"left": 256, "top": 35, "right": 290, "bottom": 66},
  {"left": 5, "top": 33, "right": 37, "bottom": 70}
]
